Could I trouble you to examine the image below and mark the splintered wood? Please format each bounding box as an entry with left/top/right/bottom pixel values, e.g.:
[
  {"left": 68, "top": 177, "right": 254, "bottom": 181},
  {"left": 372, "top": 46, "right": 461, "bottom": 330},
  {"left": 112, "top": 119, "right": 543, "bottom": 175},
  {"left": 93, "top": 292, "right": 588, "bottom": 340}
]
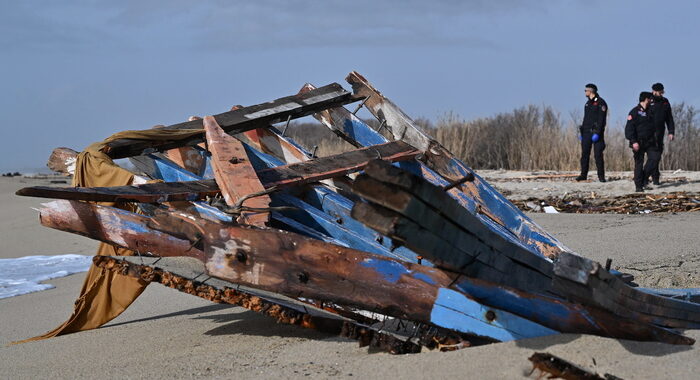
[
  {"left": 16, "top": 72, "right": 700, "bottom": 357},
  {"left": 514, "top": 192, "right": 700, "bottom": 214}
]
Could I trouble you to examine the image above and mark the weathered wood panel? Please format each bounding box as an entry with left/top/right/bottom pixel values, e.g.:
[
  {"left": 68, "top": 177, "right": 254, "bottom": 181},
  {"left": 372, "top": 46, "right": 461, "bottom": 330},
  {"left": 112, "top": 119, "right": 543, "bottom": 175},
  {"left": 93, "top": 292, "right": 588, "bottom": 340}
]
[
  {"left": 345, "top": 71, "right": 570, "bottom": 260},
  {"left": 256, "top": 141, "right": 419, "bottom": 188},
  {"left": 16, "top": 179, "right": 220, "bottom": 203},
  {"left": 38, "top": 200, "right": 205, "bottom": 261},
  {"left": 17, "top": 144, "right": 416, "bottom": 203},
  {"left": 204, "top": 224, "right": 557, "bottom": 342},
  {"left": 359, "top": 160, "right": 552, "bottom": 274},
  {"left": 105, "top": 83, "right": 361, "bottom": 159},
  {"left": 203, "top": 116, "right": 270, "bottom": 226}
]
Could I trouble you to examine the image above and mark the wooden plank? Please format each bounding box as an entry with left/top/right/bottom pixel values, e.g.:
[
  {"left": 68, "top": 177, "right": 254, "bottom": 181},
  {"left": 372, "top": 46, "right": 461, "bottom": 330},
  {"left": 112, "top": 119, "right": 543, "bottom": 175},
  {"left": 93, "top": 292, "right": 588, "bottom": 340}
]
[
  {"left": 238, "top": 143, "right": 426, "bottom": 264},
  {"left": 454, "top": 276, "right": 693, "bottom": 345},
  {"left": 203, "top": 115, "right": 270, "bottom": 226},
  {"left": 38, "top": 200, "right": 206, "bottom": 261},
  {"left": 555, "top": 252, "right": 700, "bottom": 317},
  {"left": 355, "top": 160, "right": 553, "bottom": 276},
  {"left": 129, "top": 153, "right": 203, "bottom": 182},
  {"left": 37, "top": 199, "right": 694, "bottom": 345},
  {"left": 16, "top": 179, "right": 220, "bottom": 203},
  {"left": 552, "top": 254, "right": 700, "bottom": 327},
  {"left": 640, "top": 288, "right": 700, "bottom": 304},
  {"left": 128, "top": 147, "right": 422, "bottom": 264},
  {"left": 104, "top": 83, "right": 361, "bottom": 159},
  {"left": 17, "top": 146, "right": 416, "bottom": 204},
  {"left": 256, "top": 141, "right": 419, "bottom": 188},
  {"left": 300, "top": 83, "right": 388, "bottom": 148},
  {"left": 239, "top": 127, "right": 311, "bottom": 164},
  {"left": 345, "top": 71, "right": 570, "bottom": 260},
  {"left": 350, "top": 202, "right": 553, "bottom": 293},
  {"left": 203, "top": 223, "right": 558, "bottom": 342}
]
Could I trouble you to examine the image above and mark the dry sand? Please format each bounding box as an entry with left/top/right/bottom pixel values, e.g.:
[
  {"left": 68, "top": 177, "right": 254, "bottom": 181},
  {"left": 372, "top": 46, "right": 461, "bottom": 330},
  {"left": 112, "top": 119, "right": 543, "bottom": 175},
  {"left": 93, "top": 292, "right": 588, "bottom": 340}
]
[{"left": 1, "top": 175, "right": 700, "bottom": 379}]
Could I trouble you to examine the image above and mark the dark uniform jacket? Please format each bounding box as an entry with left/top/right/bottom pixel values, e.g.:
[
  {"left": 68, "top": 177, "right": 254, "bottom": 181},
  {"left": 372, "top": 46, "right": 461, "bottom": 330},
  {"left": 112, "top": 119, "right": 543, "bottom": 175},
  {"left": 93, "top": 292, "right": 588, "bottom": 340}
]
[
  {"left": 625, "top": 104, "right": 656, "bottom": 146},
  {"left": 650, "top": 95, "right": 675, "bottom": 135},
  {"left": 582, "top": 96, "right": 608, "bottom": 134}
]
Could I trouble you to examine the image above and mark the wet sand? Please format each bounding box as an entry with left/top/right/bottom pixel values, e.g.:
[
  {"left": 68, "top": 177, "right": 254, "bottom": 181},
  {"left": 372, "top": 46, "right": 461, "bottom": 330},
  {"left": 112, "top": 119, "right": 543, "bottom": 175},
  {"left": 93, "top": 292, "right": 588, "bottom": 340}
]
[{"left": 1, "top": 176, "right": 699, "bottom": 379}]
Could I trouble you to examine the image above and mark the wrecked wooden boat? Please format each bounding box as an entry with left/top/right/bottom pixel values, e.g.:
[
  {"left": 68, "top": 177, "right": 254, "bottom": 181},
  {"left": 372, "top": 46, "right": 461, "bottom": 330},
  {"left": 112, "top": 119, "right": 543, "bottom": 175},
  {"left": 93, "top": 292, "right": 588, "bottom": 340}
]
[{"left": 17, "top": 72, "right": 700, "bottom": 353}]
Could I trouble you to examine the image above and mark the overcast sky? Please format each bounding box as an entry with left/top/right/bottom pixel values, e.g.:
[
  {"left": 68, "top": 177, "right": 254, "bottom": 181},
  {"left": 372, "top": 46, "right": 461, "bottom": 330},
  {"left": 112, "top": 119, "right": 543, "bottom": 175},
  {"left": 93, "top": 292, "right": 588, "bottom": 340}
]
[{"left": 1, "top": 0, "right": 698, "bottom": 171}]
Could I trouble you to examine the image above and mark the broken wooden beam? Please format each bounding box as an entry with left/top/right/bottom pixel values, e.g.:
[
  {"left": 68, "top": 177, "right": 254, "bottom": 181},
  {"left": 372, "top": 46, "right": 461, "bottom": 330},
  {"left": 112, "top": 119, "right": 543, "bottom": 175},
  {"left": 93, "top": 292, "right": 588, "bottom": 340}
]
[
  {"left": 38, "top": 200, "right": 206, "bottom": 261},
  {"left": 256, "top": 141, "right": 419, "bottom": 188},
  {"left": 17, "top": 142, "right": 419, "bottom": 204},
  {"left": 345, "top": 71, "right": 569, "bottom": 260},
  {"left": 554, "top": 252, "right": 700, "bottom": 328},
  {"left": 104, "top": 83, "right": 361, "bottom": 159},
  {"left": 47, "top": 147, "right": 78, "bottom": 175},
  {"left": 203, "top": 223, "right": 558, "bottom": 342},
  {"left": 203, "top": 115, "right": 270, "bottom": 226},
  {"left": 16, "top": 179, "right": 220, "bottom": 203},
  {"left": 350, "top": 160, "right": 553, "bottom": 289}
]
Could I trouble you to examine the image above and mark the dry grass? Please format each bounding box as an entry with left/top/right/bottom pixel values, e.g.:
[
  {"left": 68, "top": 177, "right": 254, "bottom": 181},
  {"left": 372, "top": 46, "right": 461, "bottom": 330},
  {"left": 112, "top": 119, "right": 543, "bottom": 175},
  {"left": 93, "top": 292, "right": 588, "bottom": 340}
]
[{"left": 284, "top": 103, "right": 699, "bottom": 171}]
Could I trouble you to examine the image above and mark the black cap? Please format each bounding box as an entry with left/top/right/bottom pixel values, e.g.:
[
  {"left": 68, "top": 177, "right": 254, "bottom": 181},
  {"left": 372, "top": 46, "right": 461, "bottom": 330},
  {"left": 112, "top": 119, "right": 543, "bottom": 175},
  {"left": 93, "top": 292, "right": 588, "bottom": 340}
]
[
  {"left": 585, "top": 83, "right": 598, "bottom": 92},
  {"left": 652, "top": 82, "right": 665, "bottom": 91},
  {"left": 639, "top": 91, "right": 653, "bottom": 102}
]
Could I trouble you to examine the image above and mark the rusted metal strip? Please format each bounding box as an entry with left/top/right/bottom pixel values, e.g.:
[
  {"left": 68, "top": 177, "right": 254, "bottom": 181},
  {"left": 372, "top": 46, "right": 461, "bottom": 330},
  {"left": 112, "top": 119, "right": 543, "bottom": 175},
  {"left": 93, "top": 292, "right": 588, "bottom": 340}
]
[
  {"left": 105, "top": 83, "right": 361, "bottom": 159},
  {"left": 38, "top": 200, "right": 206, "bottom": 261},
  {"left": 203, "top": 115, "right": 270, "bottom": 226}
]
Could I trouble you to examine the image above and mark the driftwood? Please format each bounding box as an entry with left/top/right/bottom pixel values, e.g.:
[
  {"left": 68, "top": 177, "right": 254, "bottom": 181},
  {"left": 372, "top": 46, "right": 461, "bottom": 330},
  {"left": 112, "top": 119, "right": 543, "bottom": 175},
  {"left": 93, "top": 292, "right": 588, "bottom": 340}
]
[{"left": 515, "top": 192, "right": 700, "bottom": 214}]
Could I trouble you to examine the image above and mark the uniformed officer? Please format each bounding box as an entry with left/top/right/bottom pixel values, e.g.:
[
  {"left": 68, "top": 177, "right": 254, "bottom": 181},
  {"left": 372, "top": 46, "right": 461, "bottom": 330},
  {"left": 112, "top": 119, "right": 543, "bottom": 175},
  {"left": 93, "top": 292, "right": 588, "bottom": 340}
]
[
  {"left": 576, "top": 83, "right": 608, "bottom": 182},
  {"left": 648, "top": 82, "right": 675, "bottom": 185},
  {"left": 625, "top": 92, "right": 660, "bottom": 192}
]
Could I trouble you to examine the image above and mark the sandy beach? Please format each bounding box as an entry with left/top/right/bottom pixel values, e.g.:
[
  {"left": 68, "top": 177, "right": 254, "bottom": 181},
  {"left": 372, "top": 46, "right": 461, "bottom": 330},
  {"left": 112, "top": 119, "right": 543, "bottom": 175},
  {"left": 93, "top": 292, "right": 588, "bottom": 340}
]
[{"left": 1, "top": 175, "right": 700, "bottom": 379}]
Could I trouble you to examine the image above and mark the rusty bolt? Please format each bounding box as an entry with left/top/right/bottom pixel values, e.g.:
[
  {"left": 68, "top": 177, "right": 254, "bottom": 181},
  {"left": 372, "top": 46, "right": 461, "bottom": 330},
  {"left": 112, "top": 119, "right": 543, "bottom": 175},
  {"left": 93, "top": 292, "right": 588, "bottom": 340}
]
[
  {"left": 235, "top": 249, "right": 247, "bottom": 263},
  {"left": 485, "top": 310, "right": 496, "bottom": 322},
  {"left": 297, "top": 271, "right": 309, "bottom": 283}
]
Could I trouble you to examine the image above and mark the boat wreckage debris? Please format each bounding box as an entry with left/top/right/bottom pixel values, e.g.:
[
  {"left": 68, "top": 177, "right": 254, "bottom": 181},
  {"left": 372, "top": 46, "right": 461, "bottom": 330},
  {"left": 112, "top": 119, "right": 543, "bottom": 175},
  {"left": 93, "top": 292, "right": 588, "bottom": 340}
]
[
  {"left": 17, "top": 72, "right": 700, "bottom": 354},
  {"left": 515, "top": 192, "right": 700, "bottom": 214}
]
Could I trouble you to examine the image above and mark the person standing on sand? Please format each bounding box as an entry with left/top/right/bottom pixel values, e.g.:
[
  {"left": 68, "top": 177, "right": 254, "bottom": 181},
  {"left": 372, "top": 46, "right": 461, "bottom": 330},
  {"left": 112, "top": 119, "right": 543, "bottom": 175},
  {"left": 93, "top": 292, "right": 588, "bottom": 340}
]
[
  {"left": 648, "top": 82, "right": 675, "bottom": 185},
  {"left": 625, "top": 92, "right": 659, "bottom": 192},
  {"left": 576, "top": 83, "right": 608, "bottom": 182}
]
